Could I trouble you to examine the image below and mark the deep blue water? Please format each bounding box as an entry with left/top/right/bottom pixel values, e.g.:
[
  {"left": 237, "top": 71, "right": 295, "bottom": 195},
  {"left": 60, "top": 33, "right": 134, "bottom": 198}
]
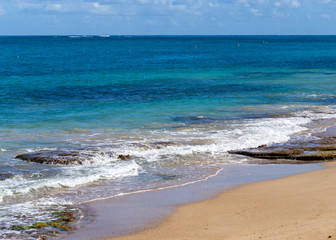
[
  {"left": 1, "top": 36, "right": 336, "bottom": 239},
  {"left": 1, "top": 36, "right": 336, "bottom": 132}
]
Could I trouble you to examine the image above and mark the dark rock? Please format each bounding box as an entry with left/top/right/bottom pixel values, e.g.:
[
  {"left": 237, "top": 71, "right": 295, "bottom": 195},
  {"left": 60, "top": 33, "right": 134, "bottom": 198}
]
[
  {"left": 0, "top": 173, "right": 13, "bottom": 181},
  {"left": 296, "top": 153, "right": 336, "bottom": 161},
  {"left": 59, "top": 224, "right": 73, "bottom": 231},
  {"left": 152, "top": 141, "right": 178, "bottom": 149},
  {"left": 156, "top": 173, "right": 180, "bottom": 181},
  {"left": 15, "top": 150, "right": 87, "bottom": 165},
  {"left": 228, "top": 136, "right": 336, "bottom": 162},
  {"left": 153, "top": 141, "right": 176, "bottom": 146},
  {"left": 40, "top": 235, "right": 48, "bottom": 240},
  {"left": 229, "top": 149, "right": 303, "bottom": 160},
  {"left": 53, "top": 211, "right": 76, "bottom": 223},
  {"left": 15, "top": 147, "right": 135, "bottom": 165},
  {"left": 118, "top": 154, "right": 130, "bottom": 160}
]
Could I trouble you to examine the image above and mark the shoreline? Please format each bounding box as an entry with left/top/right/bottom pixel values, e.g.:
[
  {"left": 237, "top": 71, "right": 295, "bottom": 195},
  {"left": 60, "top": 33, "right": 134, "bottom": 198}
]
[
  {"left": 108, "top": 162, "right": 336, "bottom": 240},
  {"left": 62, "top": 123, "right": 336, "bottom": 240},
  {"left": 63, "top": 163, "right": 323, "bottom": 240}
]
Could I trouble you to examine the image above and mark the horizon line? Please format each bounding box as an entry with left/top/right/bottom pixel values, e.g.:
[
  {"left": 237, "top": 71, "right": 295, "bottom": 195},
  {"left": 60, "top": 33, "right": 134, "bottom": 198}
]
[{"left": 1, "top": 34, "right": 336, "bottom": 37}]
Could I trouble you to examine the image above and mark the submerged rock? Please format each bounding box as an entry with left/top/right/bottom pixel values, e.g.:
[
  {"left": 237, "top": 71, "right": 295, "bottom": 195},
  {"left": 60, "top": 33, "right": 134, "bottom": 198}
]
[
  {"left": 10, "top": 210, "right": 77, "bottom": 238},
  {"left": 0, "top": 173, "right": 13, "bottom": 181}
]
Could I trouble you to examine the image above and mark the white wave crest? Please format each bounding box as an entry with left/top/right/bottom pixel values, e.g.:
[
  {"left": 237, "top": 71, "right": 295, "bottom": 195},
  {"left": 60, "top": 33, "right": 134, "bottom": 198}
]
[
  {"left": 109, "top": 116, "right": 310, "bottom": 163},
  {"left": 0, "top": 160, "right": 141, "bottom": 203}
]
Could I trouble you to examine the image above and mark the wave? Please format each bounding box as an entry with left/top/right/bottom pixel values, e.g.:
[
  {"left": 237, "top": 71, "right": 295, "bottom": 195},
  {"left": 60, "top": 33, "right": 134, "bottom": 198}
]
[
  {"left": 3, "top": 115, "right": 312, "bottom": 202},
  {"left": 0, "top": 160, "right": 140, "bottom": 203},
  {"left": 4, "top": 107, "right": 336, "bottom": 206}
]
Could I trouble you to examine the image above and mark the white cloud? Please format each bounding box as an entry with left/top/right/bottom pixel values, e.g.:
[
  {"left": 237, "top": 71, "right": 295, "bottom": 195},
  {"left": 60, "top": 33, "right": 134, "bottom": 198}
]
[
  {"left": 0, "top": 4, "right": 4, "bottom": 15},
  {"left": 170, "top": 18, "right": 179, "bottom": 26},
  {"left": 250, "top": 8, "right": 262, "bottom": 16},
  {"left": 275, "top": 0, "right": 301, "bottom": 8},
  {"left": 236, "top": 0, "right": 250, "bottom": 7},
  {"left": 316, "top": 0, "right": 332, "bottom": 4},
  {"left": 256, "top": 0, "right": 268, "bottom": 4},
  {"left": 137, "top": 0, "right": 150, "bottom": 3},
  {"left": 16, "top": 2, "right": 42, "bottom": 10},
  {"left": 236, "top": 0, "right": 269, "bottom": 6},
  {"left": 90, "top": 2, "right": 115, "bottom": 14},
  {"left": 272, "top": 9, "right": 286, "bottom": 17},
  {"left": 209, "top": 2, "right": 219, "bottom": 7},
  {"left": 16, "top": 1, "right": 116, "bottom": 14},
  {"left": 144, "top": 19, "right": 159, "bottom": 25},
  {"left": 16, "top": 1, "right": 69, "bottom": 12},
  {"left": 44, "top": 3, "right": 68, "bottom": 12},
  {"left": 320, "top": 13, "right": 331, "bottom": 18}
]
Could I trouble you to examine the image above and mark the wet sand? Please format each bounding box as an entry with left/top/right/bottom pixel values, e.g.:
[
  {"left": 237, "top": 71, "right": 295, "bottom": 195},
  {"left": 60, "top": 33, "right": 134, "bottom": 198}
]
[
  {"left": 64, "top": 164, "right": 322, "bottom": 240},
  {"left": 108, "top": 162, "right": 336, "bottom": 240}
]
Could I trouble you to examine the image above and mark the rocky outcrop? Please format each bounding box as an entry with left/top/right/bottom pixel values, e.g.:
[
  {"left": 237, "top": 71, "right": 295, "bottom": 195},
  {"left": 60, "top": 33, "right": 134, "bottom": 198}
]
[
  {"left": 229, "top": 149, "right": 304, "bottom": 160},
  {"left": 15, "top": 148, "right": 131, "bottom": 165},
  {"left": 229, "top": 137, "right": 336, "bottom": 162},
  {"left": 15, "top": 141, "right": 179, "bottom": 165},
  {"left": 16, "top": 150, "right": 91, "bottom": 165}
]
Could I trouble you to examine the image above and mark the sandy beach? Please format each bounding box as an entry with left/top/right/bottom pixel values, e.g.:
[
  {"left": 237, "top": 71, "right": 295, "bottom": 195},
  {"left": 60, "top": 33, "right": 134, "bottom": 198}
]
[{"left": 108, "top": 162, "right": 336, "bottom": 240}]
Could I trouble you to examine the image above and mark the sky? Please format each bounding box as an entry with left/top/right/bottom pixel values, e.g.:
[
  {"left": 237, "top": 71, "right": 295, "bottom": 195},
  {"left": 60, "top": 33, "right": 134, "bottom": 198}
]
[{"left": 0, "top": 0, "right": 335, "bottom": 35}]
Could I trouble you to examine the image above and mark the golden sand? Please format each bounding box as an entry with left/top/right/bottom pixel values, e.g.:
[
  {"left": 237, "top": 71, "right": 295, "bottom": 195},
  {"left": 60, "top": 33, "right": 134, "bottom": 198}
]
[{"left": 108, "top": 162, "right": 336, "bottom": 240}]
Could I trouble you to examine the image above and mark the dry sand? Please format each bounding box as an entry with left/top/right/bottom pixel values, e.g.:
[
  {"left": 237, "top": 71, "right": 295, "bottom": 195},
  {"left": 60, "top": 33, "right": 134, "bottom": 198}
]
[{"left": 108, "top": 162, "right": 336, "bottom": 240}]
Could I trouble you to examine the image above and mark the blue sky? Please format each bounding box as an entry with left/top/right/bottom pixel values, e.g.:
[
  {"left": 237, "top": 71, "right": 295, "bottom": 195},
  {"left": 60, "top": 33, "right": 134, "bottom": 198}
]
[{"left": 0, "top": 0, "right": 335, "bottom": 35}]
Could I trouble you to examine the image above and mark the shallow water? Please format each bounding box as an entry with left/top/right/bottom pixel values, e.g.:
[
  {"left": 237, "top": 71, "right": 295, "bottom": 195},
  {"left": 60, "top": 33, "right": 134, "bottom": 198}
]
[{"left": 1, "top": 35, "right": 336, "bottom": 238}]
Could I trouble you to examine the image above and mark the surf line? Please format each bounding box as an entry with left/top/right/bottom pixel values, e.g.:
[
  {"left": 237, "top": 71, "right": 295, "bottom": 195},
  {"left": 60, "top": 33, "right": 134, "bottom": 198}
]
[{"left": 77, "top": 166, "right": 224, "bottom": 204}]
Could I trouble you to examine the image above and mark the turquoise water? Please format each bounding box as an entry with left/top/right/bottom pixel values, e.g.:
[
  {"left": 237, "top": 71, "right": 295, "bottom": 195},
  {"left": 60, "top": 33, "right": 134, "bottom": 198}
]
[
  {"left": 1, "top": 36, "right": 336, "bottom": 238},
  {"left": 1, "top": 36, "right": 336, "bottom": 132}
]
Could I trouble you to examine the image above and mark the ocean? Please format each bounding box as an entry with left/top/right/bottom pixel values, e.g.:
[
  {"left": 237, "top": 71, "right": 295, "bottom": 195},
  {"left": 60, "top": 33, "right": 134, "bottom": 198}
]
[{"left": 1, "top": 35, "right": 336, "bottom": 239}]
